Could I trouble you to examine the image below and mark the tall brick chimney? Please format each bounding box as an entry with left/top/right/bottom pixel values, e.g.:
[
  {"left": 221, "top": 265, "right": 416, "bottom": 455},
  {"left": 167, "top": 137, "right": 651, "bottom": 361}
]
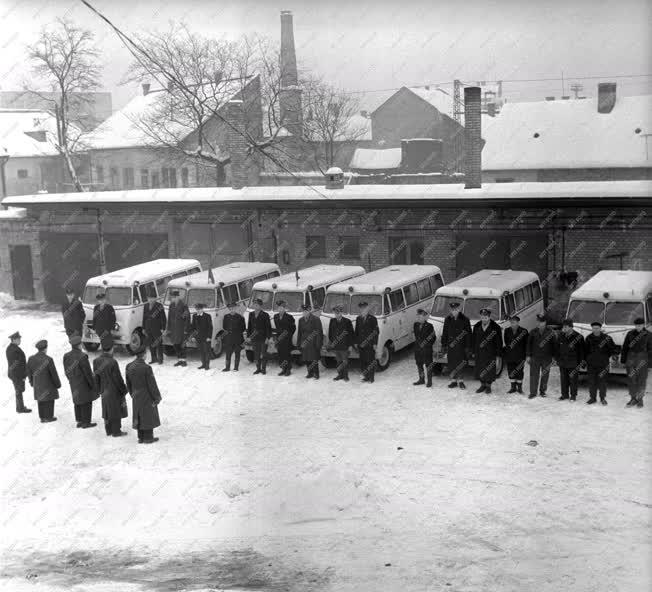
[
  {"left": 142, "top": 83, "right": 151, "bottom": 96},
  {"left": 279, "top": 10, "right": 303, "bottom": 137},
  {"left": 224, "top": 100, "right": 248, "bottom": 189},
  {"left": 464, "top": 86, "right": 482, "bottom": 189},
  {"left": 597, "top": 82, "right": 616, "bottom": 114}
]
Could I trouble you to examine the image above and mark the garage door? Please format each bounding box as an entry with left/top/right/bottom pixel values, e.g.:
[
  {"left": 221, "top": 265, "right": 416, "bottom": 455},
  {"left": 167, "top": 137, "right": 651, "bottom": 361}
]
[{"left": 177, "top": 223, "right": 250, "bottom": 268}]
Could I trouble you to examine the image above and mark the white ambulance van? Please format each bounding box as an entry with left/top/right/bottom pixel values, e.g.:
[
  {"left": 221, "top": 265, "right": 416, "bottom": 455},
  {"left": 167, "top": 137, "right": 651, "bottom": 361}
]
[
  {"left": 322, "top": 265, "right": 445, "bottom": 370},
  {"left": 430, "top": 269, "right": 543, "bottom": 375},
  {"left": 81, "top": 259, "right": 201, "bottom": 353},
  {"left": 245, "top": 264, "right": 366, "bottom": 360},
  {"left": 162, "top": 262, "right": 280, "bottom": 356},
  {"left": 566, "top": 270, "right": 652, "bottom": 374}
]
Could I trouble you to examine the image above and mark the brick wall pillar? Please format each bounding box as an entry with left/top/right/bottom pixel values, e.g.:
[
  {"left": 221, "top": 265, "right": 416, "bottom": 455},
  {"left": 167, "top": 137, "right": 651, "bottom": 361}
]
[
  {"left": 224, "top": 100, "right": 249, "bottom": 190},
  {"left": 464, "top": 86, "right": 482, "bottom": 189}
]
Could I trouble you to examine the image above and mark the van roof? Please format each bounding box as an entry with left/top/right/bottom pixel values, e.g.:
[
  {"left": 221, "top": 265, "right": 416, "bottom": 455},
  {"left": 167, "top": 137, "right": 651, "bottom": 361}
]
[
  {"left": 86, "top": 259, "right": 200, "bottom": 287},
  {"left": 436, "top": 269, "right": 539, "bottom": 297},
  {"left": 168, "top": 262, "right": 280, "bottom": 289},
  {"left": 328, "top": 265, "right": 443, "bottom": 294},
  {"left": 252, "top": 265, "right": 366, "bottom": 292},
  {"left": 570, "top": 270, "right": 652, "bottom": 301}
]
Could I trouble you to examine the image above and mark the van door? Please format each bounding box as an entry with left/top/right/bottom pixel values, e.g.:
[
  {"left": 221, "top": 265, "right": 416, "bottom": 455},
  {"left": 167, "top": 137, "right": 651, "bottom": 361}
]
[{"left": 388, "top": 289, "right": 406, "bottom": 347}]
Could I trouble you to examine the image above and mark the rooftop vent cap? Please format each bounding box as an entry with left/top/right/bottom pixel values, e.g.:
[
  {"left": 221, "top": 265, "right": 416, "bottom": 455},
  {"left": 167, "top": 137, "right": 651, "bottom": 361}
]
[{"left": 325, "top": 167, "right": 344, "bottom": 189}]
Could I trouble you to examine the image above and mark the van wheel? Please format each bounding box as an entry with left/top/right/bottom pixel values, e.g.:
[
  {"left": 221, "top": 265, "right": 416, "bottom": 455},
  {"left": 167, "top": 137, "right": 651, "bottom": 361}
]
[
  {"left": 211, "top": 334, "right": 223, "bottom": 359},
  {"left": 245, "top": 350, "right": 255, "bottom": 363},
  {"left": 376, "top": 343, "right": 393, "bottom": 372},
  {"left": 495, "top": 357, "right": 503, "bottom": 377},
  {"left": 125, "top": 330, "right": 144, "bottom": 355},
  {"left": 164, "top": 345, "right": 176, "bottom": 357},
  {"left": 83, "top": 342, "right": 99, "bottom": 352}
]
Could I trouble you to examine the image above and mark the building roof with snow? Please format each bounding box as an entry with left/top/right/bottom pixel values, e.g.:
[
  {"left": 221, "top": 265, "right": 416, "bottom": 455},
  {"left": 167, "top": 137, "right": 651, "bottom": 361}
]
[
  {"left": 482, "top": 94, "right": 652, "bottom": 170},
  {"left": 0, "top": 109, "right": 70, "bottom": 157},
  {"left": 350, "top": 147, "right": 402, "bottom": 170}
]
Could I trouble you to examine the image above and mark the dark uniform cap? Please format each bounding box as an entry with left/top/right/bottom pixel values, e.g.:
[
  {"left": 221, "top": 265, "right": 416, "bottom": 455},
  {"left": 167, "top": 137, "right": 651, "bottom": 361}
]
[
  {"left": 195, "top": 303, "right": 205, "bottom": 309},
  {"left": 276, "top": 300, "right": 286, "bottom": 307},
  {"left": 301, "top": 303, "right": 312, "bottom": 311},
  {"left": 449, "top": 301, "right": 460, "bottom": 309},
  {"left": 35, "top": 339, "right": 48, "bottom": 350},
  {"left": 510, "top": 315, "right": 521, "bottom": 322},
  {"left": 170, "top": 290, "right": 180, "bottom": 297},
  {"left": 358, "top": 301, "right": 369, "bottom": 308},
  {"left": 253, "top": 298, "right": 264, "bottom": 306},
  {"left": 332, "top": 305, "right": 343, "bottom": 313},
  {"left": 9, "top": 331, "right": 21, "bottom": 340},
  {"left": 590, "top": 321, "right": 602, "bottom": 327},
  {"left": 101, "top": 342, "right": 113, "bottom": 352},
  {"left": 479, "top": 308, "right": 491, "bottom": 315},
  {"left": 634, "top": 317, "right": 645, "bottom": 325},
  {"left": 96, "top": 293, "right": 106, "bottom": 300},
  {"left": 536, "top": 313, "right": 547, "bottom": 322},
  {"left": 69, "top": 335, "right": 82, "bottom": 346},
  {"left": 562, "top": 318, "right": 574, "bottom": 327},
  {"left": 227, "top": 301, "right": 238, "bottom": 308}
]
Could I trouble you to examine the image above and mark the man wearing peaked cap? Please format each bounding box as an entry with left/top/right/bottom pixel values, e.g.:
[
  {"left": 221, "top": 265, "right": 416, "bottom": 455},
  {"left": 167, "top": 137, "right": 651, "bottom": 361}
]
[
  {"left": 63, "top": 334, "right": 98, "bottom": 428},
  {"left": 93, "top": 341, "right": 128, "bottom": 437},
  {"left": 502, "top": 315, "right": 528, "bottom": 394},
  {"left": 526, "top": 312, "right": 558, "bottom": 399},
  {"left": 126, "top": 346, "right": 162, "bottom": 444},
  {"left": 621, "top": 316, "right": 652, "bottom": 408},
  {"left": 441, "top": 300, "right": 471, "bottom": 390},
  {"left": 273, "top": 299, "right": 296, "bottom": 376},
  {"left": 584, "top": 321, "right": 617, "bottom": 405},
  {"left": 6, "top": 331, "right": 32, "bottom": 413},
  {"left": 328, "top": 304, "right": 354, "bottom": 382},
  {"left": 167, "top": 289, "right": 190, "bottom": 367},
  {"left": 27, "top": 339, "right": 61, "bottom": 422},
  {"left": 472, "top": 307, "right": 503, "bottom": 394},
  {"left": 297, "top": 303, "right": 323, "bottom": 379},
  {"left": 355, "top": 300, "right": 379, "bottom": 383},
  {"left": 247, "top": 297, "right": 272, "bottom": 375},
  {"left": 190, "top": 302, "right": 213, "bottom": 370},
  {"left": 62, "top": 287, "right": 85, "bottom": 338},
  {"left": 413, "top": 309, "right": 436, "bottom": 387},
  {"left": 143, "top": 288, "right": 166, "bottom": 365},
  {"left": 222, "top": 301, "right": 246, "bottom": 372},
  {"left": 93, "top": 292, "right": 116, "bottom": 350}
]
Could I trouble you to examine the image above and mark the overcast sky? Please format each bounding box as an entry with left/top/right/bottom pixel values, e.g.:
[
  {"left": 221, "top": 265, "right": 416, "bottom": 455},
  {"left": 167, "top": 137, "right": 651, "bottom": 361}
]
[{"left": 1, "top": 0, "right": 650, "bottom": 113}]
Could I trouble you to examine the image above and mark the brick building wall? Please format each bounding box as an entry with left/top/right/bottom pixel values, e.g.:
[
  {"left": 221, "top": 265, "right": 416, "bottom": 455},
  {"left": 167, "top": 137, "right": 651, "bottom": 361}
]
[{"left": 0, "top": 215, "right": 43, "bottom": 300}]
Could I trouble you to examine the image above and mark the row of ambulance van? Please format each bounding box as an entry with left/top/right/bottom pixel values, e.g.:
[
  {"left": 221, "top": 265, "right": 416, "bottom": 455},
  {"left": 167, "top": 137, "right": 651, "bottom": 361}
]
[{"left": 80, "top": 261, "right": 652, "bottom": 375}]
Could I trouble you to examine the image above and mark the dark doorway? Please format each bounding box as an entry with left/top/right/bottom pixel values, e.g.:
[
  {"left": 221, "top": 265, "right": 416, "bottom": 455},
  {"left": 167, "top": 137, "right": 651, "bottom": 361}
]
[
  {"left": 389, "top": 238, "right": 425, "bottom": 265},
  {"left": 9, "top": 245, "right": 35, "bottom": 300}
]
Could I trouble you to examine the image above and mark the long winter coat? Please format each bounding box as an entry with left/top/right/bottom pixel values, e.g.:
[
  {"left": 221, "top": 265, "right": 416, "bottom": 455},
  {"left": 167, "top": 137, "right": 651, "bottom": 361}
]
[
  {"left": 557, "top": 330, "right": 586, "bottom": 369},
  {"left": 126, "top": 358, "right": 162, "bottom": 430},
  {"left": 527, "top": 327, "right": 558, "bottom": 360},
  {"left": 502, "top": 326, "right": 529, "bottom": 364},
  {"left": 6, "top": 343, "right": 27, "bottom": 389},
  {"left": 190, "top": 312, "right": 213, "bottom": 342},
  {"left": 621, "top": 328, "right": 652, "bottom": 365},
  {"left": 93, "top": 304, "right": 116, "bottom": 344},
  {"left": 273, "top": 312, "right": 296, "bottom": 351},
  {"left": 297, "top": 315, "right": 324, "bottom": 361},
  {"left": 222, "top": 313, "right": 246, "bottom": 348},
  {"left": 355, "top": 314, "right": 379, "bottom": 350},
  {"left": 143, "top": 301, "right": 166, "bottom": 343},
  {"left": 413, "top": 321, "right": 436, "bottom": 363},
  {"left": 247, "top": 310, "right": 272, "bottom": 343},
  {"left": 584, "top": 332, "right": 617, "bottom": 368},
  {"left": 167, "top": 301, "right": 190, "bottom": 345},
  {"left": 93, "top": 353, "right": 128, "bottom": 420},
  {"left": 472, "top": 320, "right": 503, "bottom": 382},
  {"left": 26, "top": 351, "right": 61, "bottom": 402},
  {"left": 441, "top": 313, "right": 472, "bottom": 370},
  {"left": 328, "top": 316, "right": 354, "bottom": 351},
  {"left": 63, "top": 347, "right": 98, "bottom": 405},
  {"left": 62, "top": 297, "right": 85, "bottom": 336}
]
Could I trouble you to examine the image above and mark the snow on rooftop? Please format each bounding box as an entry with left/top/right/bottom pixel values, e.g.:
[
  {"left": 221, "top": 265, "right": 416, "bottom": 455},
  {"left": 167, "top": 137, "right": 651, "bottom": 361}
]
[
  {"left": 0, "top": 109, "right": 70, "bottom": 157},
  {"left": 406, "top": 86, "right": 455, "bottom": 118},
  {"left": 350, "top": 147, "right": 401, "bottom": 170},
  {"left": 482, "top": 95, "right": 652, "bottom": 170},
  {"left": 0, "top": 207, "right": 26, "bottom": 219}
]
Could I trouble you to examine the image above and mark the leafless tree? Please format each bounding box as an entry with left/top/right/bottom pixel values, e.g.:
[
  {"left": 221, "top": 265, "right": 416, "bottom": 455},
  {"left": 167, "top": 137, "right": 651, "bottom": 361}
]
[{"left": 27, "top": 18, "right": 101, "bottom": 192}]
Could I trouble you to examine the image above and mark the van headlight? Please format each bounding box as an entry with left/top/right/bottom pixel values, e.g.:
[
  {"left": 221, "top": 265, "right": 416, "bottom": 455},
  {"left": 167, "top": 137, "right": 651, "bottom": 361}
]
[{"left": 113, "top": 323, "right": 120, "bottom": 331}]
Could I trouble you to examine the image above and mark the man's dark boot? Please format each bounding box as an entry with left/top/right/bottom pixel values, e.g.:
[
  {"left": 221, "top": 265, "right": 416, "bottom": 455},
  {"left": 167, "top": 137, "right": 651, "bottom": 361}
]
[
  {"left": 507, "top": 382, "right": 517, "bottom": 393},
  {"left": 426, "top": 372, "right": 433, "bottom": 388},
  {"left": 600, "top": 398, "right": 607, "bottom": 406},
  {"left": 559, "top": 395, "right": 569, "bottom": 401},
  {"left": 458, "top": 381, "right": 466, "bottom": 389},
  {"left": 516, "top": 383, "right": 523, "bottom": 394},
  {"left": 636, "top": 400, "right": 644, "bottom": 408},
  {"left": 485, "top": 385, "right": 492, "bottom": 394},
  {"left": 586, "top": 398, "right": 596, "bottom": 405},
  {"left": 475, "top": 384, "right": 485, "bottom": 393},
  {"left": 413, "top": 373, "right": 425, "bottom": 386},
  {"left": 447, "top": 381, "right": 457, "bottom": 388},
  {"left": 222, "top": 367, "right": 230, "bottom": 372}
]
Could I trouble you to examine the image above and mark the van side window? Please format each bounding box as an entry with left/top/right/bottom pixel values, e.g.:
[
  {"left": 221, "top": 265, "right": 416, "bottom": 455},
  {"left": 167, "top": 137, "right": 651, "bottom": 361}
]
[
  {"left": 189, "top": 267, "right": 201, "bottom": 274},
  {"left": 132, "top": 287, "right": 141, "bottom": 305},
  {"left": 253, "top": 274, "right": 268, "bottom": 283},
  {"left": 417, "top": 278, "right": 432, "bottom": 300},
  {"left": 389, "top": 289, "right": 405, "bottom": 311},
  {"left": 430, "top": 274, "right": 444, "bottom": 293},
  {"left": 222, "top": 284, "right": 239, "bottom": 305},
  {"left": 524, "top": 284, "right": 534, "bottom": 306},
  {"left": 646, "top": 297, "right": 652, "bottom": 323},
  {"left": 383, "top": 294, "right": 390, "bottom": 315},
  {"left": 502, "top": 293, "right": 516, "bottom": 318},
  {"left": 139, "top": 282, "right": 156, "bottom": 301},
  {"left": 532, "top": 281, "right": 542, "bottom": 301},
  {"left": 156, "top": 277, "right": 170, "bottom": 295},
  {"left": 514, "top": 288, "right": 526, "bottom": 310},
  {"left": 311, "top": 287, "right": 326, "bottom": 308},
  {"left": 172, "top": 271, "right": 187, "bottom": 280},
  {"left": 404, "top": 283, "right": 419, "bottom": 306},
  {"left": 268, "top": 270, "right": 281, "bottom": 278},
  {"left": 238, "top": 279, "right": 254, "bottom": 300},
  {"left": 215, "top": 289, "right": 224, "bottom": 309}
]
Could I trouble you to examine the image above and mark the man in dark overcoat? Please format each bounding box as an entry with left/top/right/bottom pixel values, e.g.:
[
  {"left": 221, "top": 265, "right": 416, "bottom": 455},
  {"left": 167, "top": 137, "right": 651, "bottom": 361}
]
[
  {"left": 355, "top": 301, "right": 379, "bottom": 383},
  {"left": 6, "top": 331, "right": 31, "bottom": 413},
  {"left": 63, "top": 334, "right": 98, "bottom": 428},
  {"left": 126, "top": 347, "right": 162, "bottom": 444},
  {"left": 584, "top": 321, "right": 617, "bottom": 405},
  {"left": 167, "top": 290, "right": 190, "bottom": 367},
  {"left": 441, "top": 301, "right": 471, "bottom": 389},
  {"left": 526, "top": 313, "right": 558, "bottom": 399},
  {"left": 27, "top": 340, "right": 61, "bottom": 422},
  {"left": 247, "top": 298, "right": 272, "bottom": 375},
  {"left": 93, "top": 343, "right": 128, "bottom": 437},
  {"left": 297, "top": 304, "right": 323, "bottom": 379},
  {"left": 222, "top": 302, "right": 246, "bottom": 372},
  {"left": 556, "top": 318, "right": 585, "bottom": 401},
  {"left": 190, "top": 303, "right": 213, "bottom": 370},
  {"left": 273, "top": 300, "right": 296, "bottom": 376},
  {"left": 328, "top": 305, "right": 354, "bottom": 381},
  {"left": 502, "top": 315, "right": 529, "bottom": 394},
  {"left": 62, "top": 288, "right": 85, "bottom": 338},
  {"left": 621, "top": 317, "right": 652, "bottom": 408},
  {"left": 413, "top": 308, "right": 436, "bottom": 387},
  {"left": 93, "top": 292, "right": 116, "bottom": 350},
  {"left": 143, "top": 289, "right": 166, "bottom": 364},
  {"left": 472, "top": 308, "right": 503, "bottom": 394}
]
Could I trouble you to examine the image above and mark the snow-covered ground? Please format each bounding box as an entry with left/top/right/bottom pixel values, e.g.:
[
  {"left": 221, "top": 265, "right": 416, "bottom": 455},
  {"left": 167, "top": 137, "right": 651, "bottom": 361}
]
[{"left": 1, "top": 302, "right": 650, "bottom": 592}]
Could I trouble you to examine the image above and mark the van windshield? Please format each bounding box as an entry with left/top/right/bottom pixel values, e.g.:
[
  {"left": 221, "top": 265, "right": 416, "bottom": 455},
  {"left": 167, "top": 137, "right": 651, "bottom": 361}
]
[
  {"left": 273, "top": 291, "right": 305, "bottom": 313},
  {"left": 164, "top": 287, "right": 187, "bottom": 306},
  {"left": 324, "top": 292, "right": 350, "bottom": 314},
  {"left": 323, "top": 293, "right": 383, "bottom": 316},
  {"left": 567, "top": 300, "right": 605, "bottom": 324},
  {"left": 83, "top": 285, "right": 131, "bottom": 306},
  {"left": 605, "top": 301, "right": 644, "bottom": 325},
  {"left": 431, "top": 295, "right": 463, "bottom": 316},
  {"left": 187, "top": 288, "right": 217, "bottom": 309}
]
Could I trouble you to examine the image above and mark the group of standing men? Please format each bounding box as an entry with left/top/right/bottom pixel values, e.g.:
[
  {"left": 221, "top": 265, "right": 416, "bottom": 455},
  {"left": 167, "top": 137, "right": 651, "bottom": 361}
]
[{"left": 437, "top": 301, "right": 651, "bottom": 406}]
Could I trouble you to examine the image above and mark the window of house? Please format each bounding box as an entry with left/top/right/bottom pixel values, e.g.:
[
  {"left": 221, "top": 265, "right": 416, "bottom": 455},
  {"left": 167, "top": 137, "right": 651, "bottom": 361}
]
[
  {"left": 151, "top": 171, "right": 160, "bottom": 188},
  {"left": 96, "top": 165, "right": 104, "bottom": 184},
  {"left": 17, "top": 169, "right": 28, "bottom": 179},
  {"left": 162, "top": 168, "right": 169, "bottom": 188},
  {"left": 389, "top": 289, "right": 405, "bottom": 311},
  {"left": 141, "top": 169, "right": 149, "bottom": 188},
  {"left": 306, "top": 235, "right": 326, "bottom": 259},
  {"left": 495, "top": 178, "right": 515, "bottom": 183},
  {"left": 404, "top": 283, "right": 419, "bottom": 306},
  {"left": 338, "top": 236, "right": 360, "bottom": 259},
  {"left": 169, "top": 168, "right": 177, "bottom": 188},
  {"left": 181, "top": 167, "right": 189, "bottom": 188},
  {"left": 110, "top": 167, "right": 119, "bottom": 189},
  {"left": 123, "top": 167, "right": 135, "bottom": 189}
]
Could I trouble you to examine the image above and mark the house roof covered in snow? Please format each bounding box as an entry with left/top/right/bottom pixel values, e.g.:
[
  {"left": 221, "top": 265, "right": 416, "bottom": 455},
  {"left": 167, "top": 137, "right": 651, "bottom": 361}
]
[
  {"left": 482, "top": 94, "right": 652, "bottom": 170},
  {"left": 0, "top": 109, "right": 72, "bottom": 157},
  {"left": 350, "top": 147, "right": 402, "bottom": 170},
  {"left": 371, "top": 86, "right": 456, "bottom": 120}
]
